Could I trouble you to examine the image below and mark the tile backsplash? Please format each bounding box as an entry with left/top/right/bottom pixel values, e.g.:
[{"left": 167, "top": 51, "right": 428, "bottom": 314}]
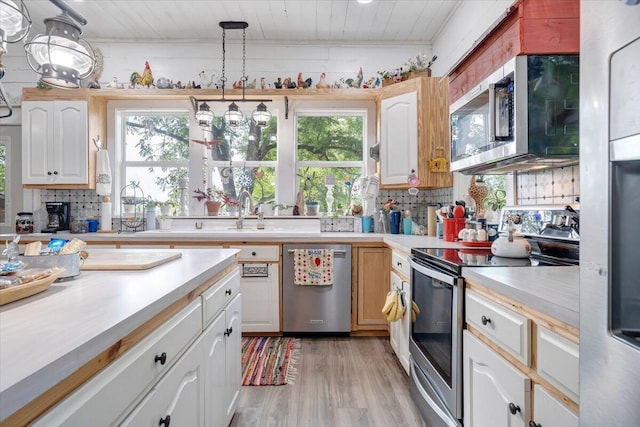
[
  {"left": 516, "top": 165, "right": 580, "bottom": 205},
  {"left": 39, "top": 190, "right": 104, "bottom": 218}
]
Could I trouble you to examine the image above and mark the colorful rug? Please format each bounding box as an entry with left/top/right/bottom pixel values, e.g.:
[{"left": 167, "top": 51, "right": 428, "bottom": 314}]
[{"left": 242, "top": 337, "right": 300, "bottom": 386}]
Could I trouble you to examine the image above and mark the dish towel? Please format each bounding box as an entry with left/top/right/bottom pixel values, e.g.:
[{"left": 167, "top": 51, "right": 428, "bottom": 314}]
[
  {"left": 95, "top": 148, "right": 112, "bottom": 196},
  {"left": 293, "top": 249, "right": 334, "bottom": 286}
]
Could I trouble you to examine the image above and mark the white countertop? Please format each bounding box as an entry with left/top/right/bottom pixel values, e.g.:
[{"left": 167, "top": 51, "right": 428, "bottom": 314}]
[
  {"left": 0, "top": 248, "right": 238, "bottom": 422},
  {"left": 462, "top": 266, "right": 580, "bottom": 328}
]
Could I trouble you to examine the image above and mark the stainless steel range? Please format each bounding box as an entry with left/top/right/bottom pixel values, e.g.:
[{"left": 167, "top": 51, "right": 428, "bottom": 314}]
[{"left": 407, "top": 205, "right": 579, "bottom": 427}]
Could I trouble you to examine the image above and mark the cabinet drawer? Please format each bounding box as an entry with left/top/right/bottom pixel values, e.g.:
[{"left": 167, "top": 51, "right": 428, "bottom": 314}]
[
  {"left": 33, "top": 299, "right": 202, "bottom": 427},
  {"left": 202, "top": 268, "right": 241, "bottom": 328},
  {"left": 230, "top": 245, "right": 279, "bottom": 261},
  {"left": 532, "top": 384, "right": 578, "bottom": 427},
  {"left": 391, "top": 251, "right": 410, "bottom": 278},
  {"left": 466, "top": 290, "right": 530, "bottom": 365},
  {"left": 537, "top": 326, "right": 579, "bottom": 403}
]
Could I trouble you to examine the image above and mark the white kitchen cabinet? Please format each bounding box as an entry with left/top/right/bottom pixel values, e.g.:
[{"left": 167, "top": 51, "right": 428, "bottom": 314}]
[
  {"left": 530, "top": 384, "right": 578, "bottom": 427},
  {"left": 536, "top": 325, "right": 579, "bottom": 403},
  {"left": 230, "top": 245, "right": 280, "bottom": 333},
  {"left": 380, "top": 91, "right": 418, "bottom": 186},
  {"left": 120, "top": 334, "right": 205, "bottom": 427},
  {"left": 389, "top": 270, "right": 411, "bottom": 375},
  {"left": 377, "top": 77, "right": 452, "bottom": 189},
  {"left": 223, "top": 294, "right": 242, "bottom": 423},
  {"left": 22, "top": 100, "right": 89, "bottom": 185},
  {"left": 463, "top": 331, "right": 531, "bottom": 427}
]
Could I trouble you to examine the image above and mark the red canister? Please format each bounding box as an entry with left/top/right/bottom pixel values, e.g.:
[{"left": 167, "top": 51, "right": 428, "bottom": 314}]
[{"left": 443, "top": 218, "right": 466, "bottom": 242}]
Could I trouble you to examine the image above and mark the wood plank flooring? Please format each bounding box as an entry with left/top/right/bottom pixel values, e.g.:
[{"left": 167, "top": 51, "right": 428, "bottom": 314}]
[{"left": 231, "top": 337, "right": 427, "bottom": 427}]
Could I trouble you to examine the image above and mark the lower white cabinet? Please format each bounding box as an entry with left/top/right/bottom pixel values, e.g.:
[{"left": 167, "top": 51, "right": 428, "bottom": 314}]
[
  {"left": 463, "top": 331, "right": 531, "bottom": 427},
  {"left": 33, "top": 267, "right": 241, "bottom": 427},
  {"left": 530, "top": 384, "right": 578, "bottom": 427},
  {"left": 240, "top": 263, "right": 279, "bottom": 332},
  {"left": 389, "top": 270, "right": 411, "bottom": 375}
]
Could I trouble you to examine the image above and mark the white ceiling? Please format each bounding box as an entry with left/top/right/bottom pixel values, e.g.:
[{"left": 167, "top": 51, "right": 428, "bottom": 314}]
[{"left": 24, "top": 0, "right": 461, "bottom": 43}]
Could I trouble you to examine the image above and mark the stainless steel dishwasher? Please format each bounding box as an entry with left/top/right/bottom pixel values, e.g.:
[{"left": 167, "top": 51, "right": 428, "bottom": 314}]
[{"left": 282, "top": 243, "right": 352, "bottom": 335}]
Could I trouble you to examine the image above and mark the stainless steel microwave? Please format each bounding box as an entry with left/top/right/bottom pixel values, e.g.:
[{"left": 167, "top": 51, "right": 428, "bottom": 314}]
[{"left": 449, "top": 55, "right": 580, "bottom": 174}]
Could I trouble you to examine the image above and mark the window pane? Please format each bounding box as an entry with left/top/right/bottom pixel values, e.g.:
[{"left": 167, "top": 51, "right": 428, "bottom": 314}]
[
  {"left": 297, "top": 166, "right": 363, "bottom": 214},
  {"left": 124, "top": 113, "right": 189, "bottom": 162},
  {"left": 297, "top": 116, "right": 364, "bottom": 161},
  {"left": 209, "top": 115, "right": 277, "bottom": 162},
  {"left": 210, "top": 166, "right": 276, "bottom": 208},
  {"left": 0, "top": 144, "right": 5, "bottom": 224},
  {"left": 124, "top": 166, "right": 188, "bottom": 205}
]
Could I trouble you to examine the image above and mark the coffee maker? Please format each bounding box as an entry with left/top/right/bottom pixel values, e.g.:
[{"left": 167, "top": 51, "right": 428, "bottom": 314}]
[{"left": 43, "top": 202, "right": 71, "bottom": 233}]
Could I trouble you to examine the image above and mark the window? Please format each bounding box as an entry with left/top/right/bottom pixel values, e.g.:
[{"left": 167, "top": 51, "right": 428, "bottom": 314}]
[
  {"left": 295, "top": 111, "right": 366, "bottom": 215},
  {"left": 0, "top": 137, "right": 8, "bottom": 225}
]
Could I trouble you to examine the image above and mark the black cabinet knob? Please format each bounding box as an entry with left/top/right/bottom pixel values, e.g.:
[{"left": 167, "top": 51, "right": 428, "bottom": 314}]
[
  {"left": 508, "top": 402, "right": 521, "bottom": 415},
  {"left": 53, "top": 171, "right": 58, "bottom": 175},
  {"left": 159, "top": 415, "right": 171, "bottom": 426},
  {"left": 481, "top": 315, "right": 492, "bottom": 326},
  {"left": 154, "top": 352, "right": 167, "bottom": 365},
  {"left": 397, "top": 261, "right": 402, "bottom": 267},
  {"left": 251, "top": 251, "right": 257, "bottom": 256},
  {"left": 225, "top": 289, "right": 232, "bottom": 295},
  {"left": 224, "top": 327, "right": 233, "bottom": 337},
  {"left": 529, "top": 421, "right": 541, "bottom": 427},
  {"left": 47, "top": 171, "right": 52, "bottom": 175}
]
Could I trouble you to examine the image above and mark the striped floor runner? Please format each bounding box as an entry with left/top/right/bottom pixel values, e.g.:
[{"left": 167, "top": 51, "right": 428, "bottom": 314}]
[{"left": 241, "top": 337, "right": 300, "bottom": 386}]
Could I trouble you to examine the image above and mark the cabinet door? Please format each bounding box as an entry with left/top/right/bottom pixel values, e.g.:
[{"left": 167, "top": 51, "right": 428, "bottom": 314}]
[
  {"left": 224, "top": 294, "right": 242, "bottom": 424},
  {"left": 121, "top": 336, "right": 205, "bottom": 427},
  {"left": 356, "top": 247, "right": 390, "bottom": 329},
  {"left": 202, "top": 311, "right": 227, "bottom": 427},
  {"left": 240, "top": 263, "right": 280, "bottom": 332},
  {"left": 22, "top": 101, "right": 53, "bottom": 184},
  {"left": 531, "top": 385, "right": 578, "bottom": 427},
  {"left": 54, "top": 101, "right": 88, "bottom": 184},
  {"left": 463, "top": 331, "right": 530, "bottom": 427},
  {"left": 380, "top": 91, "right": 418, "bottom": 185},
  {"left": 389, "top": 270, "right": 410, "bottom": 375}
]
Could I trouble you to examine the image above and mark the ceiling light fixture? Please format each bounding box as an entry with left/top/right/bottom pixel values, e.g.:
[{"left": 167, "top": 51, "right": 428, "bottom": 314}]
[
  {"left": 356, "top": 0, "right": 374, "bottom": 4},
  {"left": 195, "top": 101, "right": 214, "bottom": 128},
  {"left": 190, "top": 21, "right": 272, "bottom": 130},
  {"left": 24, "top": 0, "right": 96, "bottom": 89},
  {"left": 0, "top": 0, "right": 31, "bottom": 117}
]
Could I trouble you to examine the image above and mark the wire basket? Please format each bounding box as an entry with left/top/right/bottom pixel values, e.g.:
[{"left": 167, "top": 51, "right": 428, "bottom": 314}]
[{"left": 119, "top": 181, "right": 145, "bottom": 232}]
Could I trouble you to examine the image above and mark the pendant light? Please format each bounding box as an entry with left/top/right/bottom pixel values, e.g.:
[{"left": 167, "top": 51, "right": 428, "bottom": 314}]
[
  {"left": 24, "top": 0, "right": 96, "bottom": 89},
  {"left": 190, "top": 21, "right": 271, "bottom": 129},
  {"left": 0, "top": 0, "right": 31, "bottom": 49},
  {"left": 195, "top": 101, "right": 214, "bottom": 128}
]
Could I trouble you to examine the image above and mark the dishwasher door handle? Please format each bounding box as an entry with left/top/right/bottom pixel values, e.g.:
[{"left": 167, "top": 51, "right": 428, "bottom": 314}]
[{"left": 287, "top": 249, "right": 347, "bottom": 256}]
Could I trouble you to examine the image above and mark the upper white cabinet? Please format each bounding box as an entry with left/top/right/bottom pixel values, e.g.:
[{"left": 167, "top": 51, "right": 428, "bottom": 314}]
[
  {"left": 377, "top": 77, "right": 452, "bottom": 189},
  {"left": 22, "top": 100, "right": 88, "bottom": 185},
  {"left": 380, "top": 91, "right": 418, "bottom": 186}
]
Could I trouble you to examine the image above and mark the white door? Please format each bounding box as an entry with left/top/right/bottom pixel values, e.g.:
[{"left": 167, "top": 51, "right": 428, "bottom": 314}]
[
  {"left": 54, "top": 101, "right": 88, "bottom": 184},
  {"left": 22, "top": 101, "right": 52, "bottom": 184},
  {"left": 225, "top": 294, "right": 242, "bottom": 424},
  {"left": 203, "top": 312, "right": 227, "bottom": 427},
  {"left": 121, "top": 337, "right": 205, "bottom": 427},
  {"left": 531, "top": 384, "right": 578, "bottom": 427},
  {"left": 389, "top": 271, "right": 410, "bottom": 375},
  {"left": 240, "top": 264, "right": 279, "bottom": 332},
  {"left": 380, "top": 91, "right": 418, "bottom": 185},
  {"left": 463, "top": 331, "right": 530, "bottom": 427}
]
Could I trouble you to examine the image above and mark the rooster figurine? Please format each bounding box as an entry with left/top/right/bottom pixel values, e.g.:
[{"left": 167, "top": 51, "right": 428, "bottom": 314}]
[
  {"left": 297, "top": 73, "right": 312, "bottom": 89},
  {"left": 130, "top": 61, "right": 154, "bottom": 88}
]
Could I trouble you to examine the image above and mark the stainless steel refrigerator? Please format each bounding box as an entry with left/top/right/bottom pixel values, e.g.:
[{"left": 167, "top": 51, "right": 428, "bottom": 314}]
[{"left": 580, "top": 1, "right": 640, "bottom": 425}]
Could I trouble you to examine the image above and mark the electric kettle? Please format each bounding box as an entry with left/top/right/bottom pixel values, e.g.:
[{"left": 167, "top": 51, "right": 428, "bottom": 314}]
[{"left": 490, "top": 221, "right": 532, "bottom": 258}]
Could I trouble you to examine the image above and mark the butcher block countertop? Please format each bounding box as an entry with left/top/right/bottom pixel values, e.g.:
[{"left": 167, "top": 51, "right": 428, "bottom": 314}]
[{"left": 0, "top": 248, "right": 239, "bottom": 423}]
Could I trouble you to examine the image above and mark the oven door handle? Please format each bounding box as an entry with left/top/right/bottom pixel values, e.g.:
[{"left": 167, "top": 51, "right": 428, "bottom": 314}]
[
  {"left": 410, "top": 361, "right": 460, "bottom": 427},
  {"left": 408, "top": 257, "right": 458, "bottom": 286}
]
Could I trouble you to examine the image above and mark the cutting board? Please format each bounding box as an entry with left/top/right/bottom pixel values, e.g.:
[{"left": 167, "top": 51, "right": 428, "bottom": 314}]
[{"left": 81, "top": 252, "right": 182, "bottom": 270}]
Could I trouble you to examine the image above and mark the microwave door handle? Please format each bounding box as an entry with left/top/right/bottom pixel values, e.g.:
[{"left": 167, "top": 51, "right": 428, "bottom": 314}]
[{"left": 488, "top": 83, "right": 497, "bottom": 142}]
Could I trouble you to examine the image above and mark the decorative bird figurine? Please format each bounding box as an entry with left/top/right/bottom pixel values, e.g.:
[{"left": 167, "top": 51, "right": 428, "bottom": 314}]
[
  {"left": 140, "top": 61, "right": 154, "bottom": 87},
  {"left": 297, "top": 73, "right": 312, "bottom": 89},
  {"left": 316, "top": 72, "right": 331, "bottom": 89},
  {"left": 351, "top": 67, "right": 363, "bottom": 88}
]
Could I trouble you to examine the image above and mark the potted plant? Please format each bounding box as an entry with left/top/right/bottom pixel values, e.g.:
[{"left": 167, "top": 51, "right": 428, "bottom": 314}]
[
  {"left": 193, "top": 187, "right": 222, "bottom": 216},
  {"left": 300, "top": 171, "right": 320, "bottom": 216}
]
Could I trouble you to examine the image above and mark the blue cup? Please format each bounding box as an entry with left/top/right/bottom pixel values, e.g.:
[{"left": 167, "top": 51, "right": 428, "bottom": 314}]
[
  {"left": 403, "top": 218, "right": 412, "bottom": 235},
  {"left": 389, "top": 211, "right": 401, "bottom": 234},
  {"left": 361, "top": 216, "right": 373, "bottom": 233},
  {"left": 87, "top": 219, "right": 98, "bottom": 233}
]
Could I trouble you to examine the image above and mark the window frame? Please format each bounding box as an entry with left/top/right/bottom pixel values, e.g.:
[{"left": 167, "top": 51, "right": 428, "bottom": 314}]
[{"left": 0, "top": 135, "right": 11, "bottom": 227}]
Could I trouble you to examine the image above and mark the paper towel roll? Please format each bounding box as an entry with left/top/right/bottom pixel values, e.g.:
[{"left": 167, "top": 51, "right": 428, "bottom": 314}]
[
  {"left": 427, "top": 206, "right": 437, "bottom": 236},
  {"left": 101, "top": 201, "right": 112, "bottom": 231}
]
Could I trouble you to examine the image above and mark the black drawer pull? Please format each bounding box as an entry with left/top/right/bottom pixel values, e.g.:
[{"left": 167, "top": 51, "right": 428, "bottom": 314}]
[
  {"left": 154, "top": 352, "right": 167, "bottom": 365},
  {"left": 529, "top": 421, "right": 541, "bottom": 427},
  {"left": 225, "top": 289, "right": 232, "bottom": 295},
  {"left": 481, "top": 315, "right": 491, "bottom": 326},
  {"left": 159, "top": 415, "right": 171, "bottom": 426},
  {"left": 251, "top": 251, "right": 257, "bottom": 256},
  {"left": 224, "top": 327, "right": 233, "bottom": 336},
  {"left": 508, "top": 402, "right": 521, "bottom": 415},
  {"left": 397, "top": 261, "right": 402, "bottom": 267}
]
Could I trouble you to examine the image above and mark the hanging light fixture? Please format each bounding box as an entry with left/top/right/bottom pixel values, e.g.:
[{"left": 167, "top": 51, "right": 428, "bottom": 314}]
[
  {"left": 24, "top": 0, "right": 96, "bottom": 89},
  {"left": 0, "top": 0, "right": 31, "bottom": 49},
  {"left": 252, "top": 102, "right": 271, "bottom": 127},
  {"left": 195, "top": 101, "right": 214, "bottom": 128},
  {"left": 190, "top": 21, "right": 271, "bottom": 129}
]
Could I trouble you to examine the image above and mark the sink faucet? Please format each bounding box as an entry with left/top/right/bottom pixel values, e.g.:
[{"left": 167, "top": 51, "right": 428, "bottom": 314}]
[{"left": 236, "top": 189, "right": 253, "bottom": 229}]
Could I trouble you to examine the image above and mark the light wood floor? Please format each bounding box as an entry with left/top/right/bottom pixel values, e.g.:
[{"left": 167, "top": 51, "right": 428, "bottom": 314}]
[{"left": 231, "top": 337, "right": 427, "bottom": 427}]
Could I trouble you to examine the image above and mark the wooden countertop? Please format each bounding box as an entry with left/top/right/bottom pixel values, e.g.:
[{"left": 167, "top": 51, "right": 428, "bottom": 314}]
[{"left": 0, "top": 248, "right": 238, "bottom": 422}]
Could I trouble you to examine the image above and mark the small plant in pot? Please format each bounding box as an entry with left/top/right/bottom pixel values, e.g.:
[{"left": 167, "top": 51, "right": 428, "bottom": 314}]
[{"left": 193, "top": 187, "right": 222, "bottom": 216}]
